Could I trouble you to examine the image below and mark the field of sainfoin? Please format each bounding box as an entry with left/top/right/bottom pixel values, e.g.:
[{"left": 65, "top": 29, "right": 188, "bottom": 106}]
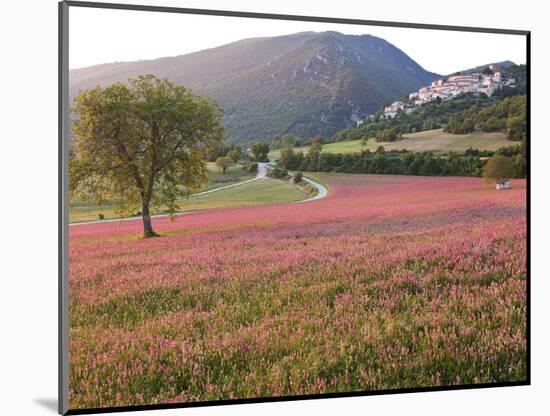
[{"left": 69, "top": 174, "right": 527, "bottom": 409}]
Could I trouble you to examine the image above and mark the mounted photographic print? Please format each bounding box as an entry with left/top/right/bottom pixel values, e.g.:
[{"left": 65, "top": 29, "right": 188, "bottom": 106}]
[{"left": 59, "top": 1, "right": 530, "bottom": 414}]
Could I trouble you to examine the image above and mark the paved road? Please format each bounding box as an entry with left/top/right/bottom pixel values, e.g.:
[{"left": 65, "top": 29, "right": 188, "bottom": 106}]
[
  {"left": 295, "top": 175, "right": 328, "bottom": 202},
  {"left": 70, "top": 162, "right": 327, "bottom": 226},
  {"left": 257, "top": 162, "right": 269, "bottom": 178}
]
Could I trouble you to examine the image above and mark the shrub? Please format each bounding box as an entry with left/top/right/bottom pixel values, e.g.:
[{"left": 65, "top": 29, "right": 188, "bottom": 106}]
[
  {"left": 243, "top": 161, "right": 258, "bottom": 173},
  {"left": 293, "top": 172, "right": 303, "bottom": 183},
  {"left": 213, "top": 176, "right": 239, "bottom": 183},
  {"left": 375, "top": 128, "right": 399, "bottom": 142},
  {"left": 268, "top": 166, "right": 288, "bottom": 179}
]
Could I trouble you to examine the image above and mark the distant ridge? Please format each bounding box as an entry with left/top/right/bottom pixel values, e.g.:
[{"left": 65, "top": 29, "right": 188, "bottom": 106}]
[{"left": 450, "top": 60, "right": 516, "bottom": 75}]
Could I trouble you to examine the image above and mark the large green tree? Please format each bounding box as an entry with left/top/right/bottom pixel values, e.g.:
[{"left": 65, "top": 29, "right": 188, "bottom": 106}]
[
  {"left": 215, "top": 156, "right": 233, "bottom": 174},
  {"left": 250, "top": 141, "right": 270, "bottom": 162},
  {"left": 307, "top": 141, "right": 323, "bottom": 171},
  {"left": 70, "top": 75, "right": 224, "bottom": 237},
  {"left": 484, "top": 154, "right": 515, "bottom": 184}
]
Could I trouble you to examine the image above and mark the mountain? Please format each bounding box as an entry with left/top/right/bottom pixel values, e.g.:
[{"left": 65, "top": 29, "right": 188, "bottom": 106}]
[{"left": 69, "top": 31, "right": 440, "bottom": 143}]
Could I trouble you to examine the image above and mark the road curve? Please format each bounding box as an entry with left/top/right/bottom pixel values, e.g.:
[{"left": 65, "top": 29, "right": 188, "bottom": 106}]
[
  {"left": 263, "top": 161, "right": 328, "bottom": 203},
  {"left": 295, "top": 175, "right": 328, "bottom": 202}
]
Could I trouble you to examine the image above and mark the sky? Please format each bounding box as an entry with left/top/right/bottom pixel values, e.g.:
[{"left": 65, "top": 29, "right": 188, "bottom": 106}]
[{"left": 69, "top": 7, "right": 527, "bottom": 75}]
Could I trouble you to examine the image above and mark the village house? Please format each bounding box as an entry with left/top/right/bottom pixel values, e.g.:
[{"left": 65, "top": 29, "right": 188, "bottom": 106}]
[
  {"left": 382, "top": 101, "right": 415, "bottom": 119},
  {"left": 373, "top": 68, "right": 515, "bottom": 123},
  {"left": 411, "top": 71, "right": 515, "bottom": 106}
]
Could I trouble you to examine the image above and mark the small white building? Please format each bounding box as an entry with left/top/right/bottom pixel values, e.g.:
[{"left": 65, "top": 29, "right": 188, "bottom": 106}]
[
  {"left": 496, "top": 181, "right": 511, "bottom": 190},
  {"left": 383, "top": 101, "right": 406, "bottom": 118}
]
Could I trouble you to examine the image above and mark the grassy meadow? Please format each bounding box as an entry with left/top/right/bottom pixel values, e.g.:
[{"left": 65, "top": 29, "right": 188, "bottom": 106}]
[
  {"left": 203, "top": 162, "right": 256, "bottom": 191},
  {"left": 69, "top": 173, "right": 526, "bottom": 409},
  {"left": 268, "top": 129, "right": 511, "bottom": 159},
  {"left": 70, "top": 162, "right": 268, "bottom": 223},
  {"left": 69, "top": 177, "right": 307, "bottom": 223}
]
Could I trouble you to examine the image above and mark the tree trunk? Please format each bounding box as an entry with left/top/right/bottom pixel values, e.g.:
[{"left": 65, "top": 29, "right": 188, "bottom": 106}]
[{"left": 141, "top": 203, "right": 158, "bottom": 238}]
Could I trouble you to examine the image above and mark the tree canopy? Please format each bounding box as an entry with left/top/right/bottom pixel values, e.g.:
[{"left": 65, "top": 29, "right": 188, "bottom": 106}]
[
  {"left": 282, "top": 134, "right": 296, "bottom": 149},
  {"left": 484, "top": 154, "right": 515, "bottom": 184},
  {"left": 250, "top": 141, "right": 270, "bottom": 162},
  {"left": 215, "top": 156, "right": 234, "bottom": 174},
  {"left": 70, "top": 74, "right": 224, "bottom": 237}
]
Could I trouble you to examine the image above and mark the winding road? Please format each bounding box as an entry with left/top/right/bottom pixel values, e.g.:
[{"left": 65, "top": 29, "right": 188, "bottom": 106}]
[
  {"left": 293, "top": 174, "right": 328, "bottom": 203},
  {"left": 70, "top": 162, "right": 327, "bottom": 226},
  {"left": 256, "top": 162, "right": 328, "bottom": 202}
]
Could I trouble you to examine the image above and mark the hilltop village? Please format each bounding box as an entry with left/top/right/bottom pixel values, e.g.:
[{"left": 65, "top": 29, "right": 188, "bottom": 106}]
[{"left": 382, "top": 66, "right": 516, "bottom": 119}]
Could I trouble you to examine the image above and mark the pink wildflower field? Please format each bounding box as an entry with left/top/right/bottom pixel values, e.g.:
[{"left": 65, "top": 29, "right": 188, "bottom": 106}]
[{"left": 69, "top": 174, "right": 527, "bottom": 409}]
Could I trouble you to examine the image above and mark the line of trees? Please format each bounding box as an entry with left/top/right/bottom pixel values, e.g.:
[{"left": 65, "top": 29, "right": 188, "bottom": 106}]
[
  {"left": 206, "top": 138, "right": 275, "bottom": 163},
  {"left": 279, "top": 138, "right": 323, "bottom": 171},
  {"left": 205, "top": 142, "right": 243, "bottom": 163},
  {"left": 277, "top": 143, "right": 526, "bottom": 178},
  {"left": 270, "top": 133, "right": 325, "bottom": 150}
]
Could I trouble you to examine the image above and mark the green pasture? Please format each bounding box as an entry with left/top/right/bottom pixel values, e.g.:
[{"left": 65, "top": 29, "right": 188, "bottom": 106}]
[{"left": 268, "top": 129, "right": 512, "bottom": 159}]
